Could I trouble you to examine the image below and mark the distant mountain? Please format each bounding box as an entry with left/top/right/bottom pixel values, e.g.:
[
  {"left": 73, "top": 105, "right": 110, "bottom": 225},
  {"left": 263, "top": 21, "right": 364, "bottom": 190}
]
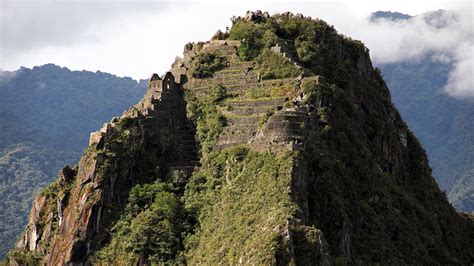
[
  {"left": 369, "top": 11, "right": 412, "bottom": 21},
  {"left": 370, "top": 9, "right": 461, "bottom": 28},
  {"left": 0, "top": 64, "right": 147, "bottom": 151},
  {"left": 0, "top": 64, "right": 146, "bottom": 258},
  {"left": 378, "top": 56, "right": 474, "bottom": 212}
]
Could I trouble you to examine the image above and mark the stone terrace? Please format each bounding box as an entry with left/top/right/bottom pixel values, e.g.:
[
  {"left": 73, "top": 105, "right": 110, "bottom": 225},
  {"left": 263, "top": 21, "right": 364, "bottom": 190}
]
[
  {"left": 180, "top": 40, "right": 306, "bottom": 151},
  {"left": 215, "top": 97, "right": 287, "bottom": 150}
]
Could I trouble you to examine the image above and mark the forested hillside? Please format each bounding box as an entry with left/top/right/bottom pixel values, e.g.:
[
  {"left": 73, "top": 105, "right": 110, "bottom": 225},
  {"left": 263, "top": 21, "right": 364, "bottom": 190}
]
[{"left": 0, "top": 64, "right": 146, "bottom": 257}]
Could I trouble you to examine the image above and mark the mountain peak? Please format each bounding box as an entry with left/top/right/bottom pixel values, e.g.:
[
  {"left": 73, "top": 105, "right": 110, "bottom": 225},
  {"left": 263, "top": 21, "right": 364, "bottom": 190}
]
[
  {"left": 369, "top": 11, "right": 413, "bottom": 21},
  {"left": 6, "top": 12, "right": 473, "bottom": 265}
]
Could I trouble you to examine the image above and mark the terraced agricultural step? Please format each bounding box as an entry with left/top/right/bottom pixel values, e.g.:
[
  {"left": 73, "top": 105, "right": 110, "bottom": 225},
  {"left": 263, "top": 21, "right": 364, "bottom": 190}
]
[
  {"left": 226, "top": 116, "right": 261, "bottom": 125},
  {"left": 221, "top": 124, "right": 258, "bottom": 132},
  {"left": 224, "top": 66, "right": 254, "bottom": 71},
  {"left": 213, "top": 140, "right": 249, "bottom": 151},
  {"left": 221, "top": 105, "right": 277, "bottom": 116},
  {"left": 190, "top": 76, "right": 257, "bottom": 86},
  {"left": 230, "top": 62, "right": 255, "bottom": 68},
  {"left": 227, "top": 97, "right": 287, "bottom": 108},
  {"left": 191, "top": 85, "right": 258, "bottom": 94},
  {"left": 218, "top": 131, "right": 256, "bottom": 142},
  {"left": 213, "top": 71, "right": 258, "bottom": 79}
]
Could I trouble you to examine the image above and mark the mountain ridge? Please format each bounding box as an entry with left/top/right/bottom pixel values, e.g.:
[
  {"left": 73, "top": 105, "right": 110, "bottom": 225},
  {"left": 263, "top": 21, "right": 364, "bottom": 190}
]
[{"left": 5, "top": 11, "right": 473, "bottom": 265}]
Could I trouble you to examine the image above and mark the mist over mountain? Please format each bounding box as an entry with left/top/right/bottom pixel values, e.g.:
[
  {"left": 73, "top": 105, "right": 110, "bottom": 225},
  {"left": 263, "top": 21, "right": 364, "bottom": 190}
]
[
  {"left": 367, "top": 10, "right": 473, "bottom": 212},
  {"left": 0, "top": 64, "right": 146, "bottom": 257},
  {"left": 356, "top": 9, "right": 473, "bottom": 99}
]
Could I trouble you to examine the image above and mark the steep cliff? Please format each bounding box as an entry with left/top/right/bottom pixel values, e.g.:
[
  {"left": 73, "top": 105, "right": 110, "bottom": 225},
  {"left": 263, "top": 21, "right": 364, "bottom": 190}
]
[{"left": 6, "top": 11, "right": 473, "bottom": 265}]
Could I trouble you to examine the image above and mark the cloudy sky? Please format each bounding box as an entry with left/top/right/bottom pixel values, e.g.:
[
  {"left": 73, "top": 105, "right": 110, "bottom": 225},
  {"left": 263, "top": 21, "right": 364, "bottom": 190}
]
[{"left": 0, "top": 0, "right": 472, "bottom": 97}]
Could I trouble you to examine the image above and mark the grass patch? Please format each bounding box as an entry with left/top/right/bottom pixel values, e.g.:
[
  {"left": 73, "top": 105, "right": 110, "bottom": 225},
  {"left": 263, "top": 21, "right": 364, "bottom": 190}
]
[
  {"left": 186, "top": 85, "right": 228, "bottom": 155},
  {"left": 259, "top": 109, "right": 275, "bottom": 128},
  {"left": 184, "top": 146, "right": 297, "bottom": 264},
  {"left": 255, "top": 49, "right": 302, "bottom": 80}
]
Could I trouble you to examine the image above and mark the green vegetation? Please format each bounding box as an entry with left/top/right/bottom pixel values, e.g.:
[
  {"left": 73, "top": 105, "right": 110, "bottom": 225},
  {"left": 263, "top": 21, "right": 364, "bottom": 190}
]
[
  {"left": 241, "top": 81, "right": 294, "bottom": 99},
  {"left": 5, "top": 12, "right": 474, "bottom": 265},
  {"left": 224, "top": 15, "right": 473, "bottom": 263},
  {"left": 186, "top": 85, "right": 227, "bottom": 155},
  {"left": 300, "top": 76, "right": 319, "bottom": 103},
  {"left": 227, "top": 15, "right": 367, "bottom": 90},
  {"left": 40, "top": 180, "right": 61, "bottom": 198},
  {"left": 228, "top": 20, "right": 268, "bottom": 60},
  {"left": 4, "top": 251, "right": 42, "bottom": 265},
  {"left": 255, "top": 49, "right": 301, "bottom": 80},
  {"left": 258, "top": 109, "right": 274, "bottom": 128},
  {"left": 184, "top": 146, "right": 297, "bottom": 264},
  {"left": 94, "top": 182, "right": 188, "bottom": 264},
  {"left": 189, "top": 53, "right": 226, "bottom": 78},
  {"left": 300, "top": 79, "right": 472, "bottom": 263}
]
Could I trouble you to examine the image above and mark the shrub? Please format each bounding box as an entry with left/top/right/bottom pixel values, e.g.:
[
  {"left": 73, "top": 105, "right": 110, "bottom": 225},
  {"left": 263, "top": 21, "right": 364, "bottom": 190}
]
[
  {"left": 258, "top": 109, "right": 275, "bottom": 128},
  {"left": 6, "top": 251, "right": 42, "bottom": 265},
  {"left": 94, "top": 182, "right": 188, "bottom": 264},
  {"left": 209, "top": 84, "right": 227, "bottom": 103},
  {"left": 228, "top": 21, "right": 264, "bottom": 60},
  {"left": 189, "top": 53, "right": 226, "bottom": 78},
  {"left": 186, "top": 90, "right": 227, "bottom": 155},
  {"left": 256, "top": 49, "right": 301, "bottom": 80}
]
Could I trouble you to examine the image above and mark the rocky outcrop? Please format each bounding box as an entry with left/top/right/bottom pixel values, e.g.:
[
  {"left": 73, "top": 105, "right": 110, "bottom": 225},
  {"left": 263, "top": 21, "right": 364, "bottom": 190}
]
[{"left": 14, "top": 165, "right": 77, "bottom": 260}]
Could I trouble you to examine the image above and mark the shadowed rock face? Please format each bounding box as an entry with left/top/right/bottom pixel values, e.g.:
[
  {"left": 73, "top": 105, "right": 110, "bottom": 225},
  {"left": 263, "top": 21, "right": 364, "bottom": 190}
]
[{"left": 7, "top": 11, "right": 473, "bottom": 265}]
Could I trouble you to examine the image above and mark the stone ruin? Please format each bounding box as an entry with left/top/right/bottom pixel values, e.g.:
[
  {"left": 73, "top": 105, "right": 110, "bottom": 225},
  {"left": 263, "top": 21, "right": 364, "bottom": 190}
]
[
  {"left": 88, "top": 121, "right": 114, "bottom": 148},
  {"left": 89, "top": 71, "right": 189, "bottom": 147},
  {"left": 88, "top": 38, "right": 332, "bottom": 155}
]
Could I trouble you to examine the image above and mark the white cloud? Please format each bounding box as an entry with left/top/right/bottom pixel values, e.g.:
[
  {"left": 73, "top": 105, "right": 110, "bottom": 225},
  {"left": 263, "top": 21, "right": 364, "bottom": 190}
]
[
  {"left": 445, "top": 42, "right": 474, "bottom": 98},
  {"left": 0, "top": 0, "right": 472, "bottom": 98},
  {"left": 339, "top": 8, "right": 473, "bottom": 98}
]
